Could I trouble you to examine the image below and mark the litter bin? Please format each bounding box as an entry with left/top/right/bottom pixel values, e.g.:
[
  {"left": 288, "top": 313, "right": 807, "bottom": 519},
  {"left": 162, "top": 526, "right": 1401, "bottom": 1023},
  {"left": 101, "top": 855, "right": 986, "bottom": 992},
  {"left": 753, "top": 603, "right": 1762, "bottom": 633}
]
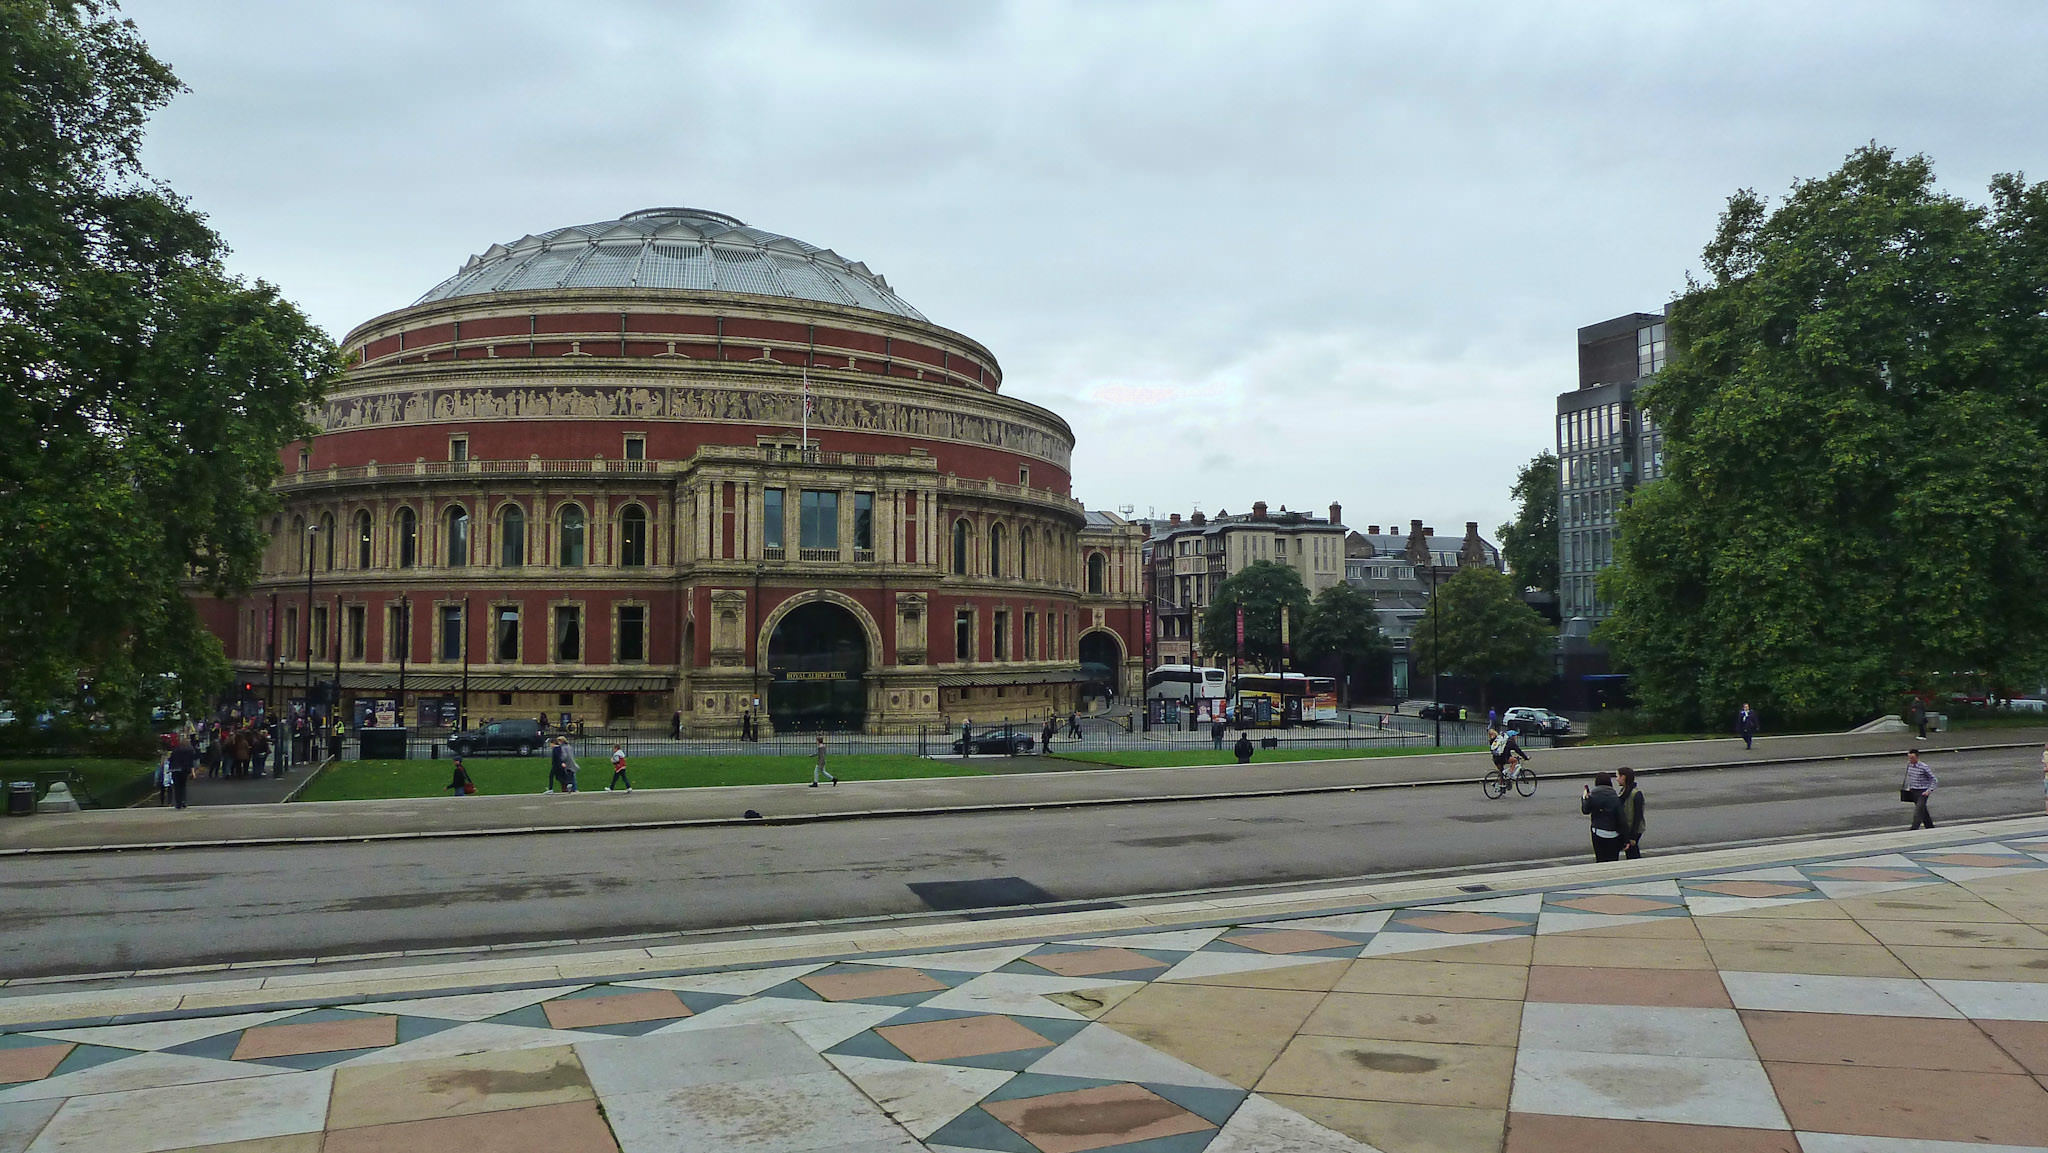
[{"left": 7, "top": 781, "right": 35, "bottom": 816}]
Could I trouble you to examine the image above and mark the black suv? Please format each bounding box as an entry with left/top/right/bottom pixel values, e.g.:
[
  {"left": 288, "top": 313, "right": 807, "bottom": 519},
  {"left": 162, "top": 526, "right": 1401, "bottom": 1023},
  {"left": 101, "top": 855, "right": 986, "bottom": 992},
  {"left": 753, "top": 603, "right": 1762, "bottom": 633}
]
[
  {"left": 952, "top": 731, "right": 1036, "bottom": 755},
  {"left": 447, "top": 718, "right": 545, "bottom": 757}
]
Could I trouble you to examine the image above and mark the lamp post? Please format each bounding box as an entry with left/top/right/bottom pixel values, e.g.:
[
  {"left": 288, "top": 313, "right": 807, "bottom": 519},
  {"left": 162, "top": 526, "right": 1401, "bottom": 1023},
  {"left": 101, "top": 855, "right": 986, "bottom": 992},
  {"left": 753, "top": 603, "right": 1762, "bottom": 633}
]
[
  {"left": 1428, "top": 560, "right": 1442, "bottom": 748},
  {"left": 304, "top": 522, "right": 320, "bottom": 749}
]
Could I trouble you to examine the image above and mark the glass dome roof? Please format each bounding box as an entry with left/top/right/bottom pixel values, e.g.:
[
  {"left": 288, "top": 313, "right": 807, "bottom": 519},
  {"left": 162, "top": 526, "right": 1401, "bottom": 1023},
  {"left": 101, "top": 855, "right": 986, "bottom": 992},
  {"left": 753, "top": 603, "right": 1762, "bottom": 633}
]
[{"left": 413, "top": 207, "right": 926, "bottom": 321}]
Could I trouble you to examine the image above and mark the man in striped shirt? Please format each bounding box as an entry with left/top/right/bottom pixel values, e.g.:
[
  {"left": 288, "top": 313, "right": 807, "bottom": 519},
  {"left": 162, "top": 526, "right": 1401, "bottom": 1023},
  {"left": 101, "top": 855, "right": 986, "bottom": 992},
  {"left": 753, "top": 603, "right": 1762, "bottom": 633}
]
[{"left": 1904, "top": 750, "right": 1938, "bottom": 830}]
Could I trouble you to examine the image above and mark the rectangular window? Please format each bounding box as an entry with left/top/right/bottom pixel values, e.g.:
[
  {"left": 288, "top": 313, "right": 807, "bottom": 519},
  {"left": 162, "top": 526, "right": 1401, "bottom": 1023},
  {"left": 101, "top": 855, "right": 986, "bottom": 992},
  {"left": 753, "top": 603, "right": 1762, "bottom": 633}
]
[
  {"left": 993, "top": 610, "right": 1009, "bottom": 660},
  {"left": 853, "top": 491, "right": 874, "bottom": 553},
  {"left": 555, "top": 605, "right": 581, "bottom": 662},
  {"left": 284, "top": 608, "right": 298, "bottom": 660},
  {"left": 763, "top": 488, "right": 784, "bottom": 551},
  {"left": 439, "top": 605, "right": 464, "bottom": 661},
  {"left": 1023, "top": 613, "right": 1036, "bottom": 661},
  {"left": 622, "top": 435, "right": 645, "bottom": 461},
  {"left": 449, "top": 437, "right": 468, "bottom": 462},
  {"left": 311, "top": 606, "right": 328, "bottom": 660},
  {"left": 800, "top": 490, "right": 839, "bottom": 550},
  {"left": 495, "top": 606, "right": 519, "bottom": 662},
  {"left": 347, "top": 605, "right": 366, "bottom": 661},
  {"left": 617, "top": 605, "right": 646, "bottom": 662},
  {"left": 955, "top": 609, "right": 973, "bottom": 661},
  {"left": 1018, "top": 466, "right": 1030, "bottom": 487}
]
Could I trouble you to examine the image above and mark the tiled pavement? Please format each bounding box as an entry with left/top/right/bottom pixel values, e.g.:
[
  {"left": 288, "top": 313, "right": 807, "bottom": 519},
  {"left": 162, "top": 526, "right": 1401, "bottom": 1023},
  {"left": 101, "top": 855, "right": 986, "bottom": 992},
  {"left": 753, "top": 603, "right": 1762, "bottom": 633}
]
[{"left": 4, "top": 821, "right": 2048, "bottom": 1151}]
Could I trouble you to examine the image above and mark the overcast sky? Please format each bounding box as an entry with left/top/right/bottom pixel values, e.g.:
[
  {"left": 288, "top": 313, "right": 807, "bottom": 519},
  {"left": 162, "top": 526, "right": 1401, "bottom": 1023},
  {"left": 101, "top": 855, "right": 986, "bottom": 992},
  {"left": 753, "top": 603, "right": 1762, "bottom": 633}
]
[{"left": 123, "top": 0, "right": 2048, "bottom": 536}]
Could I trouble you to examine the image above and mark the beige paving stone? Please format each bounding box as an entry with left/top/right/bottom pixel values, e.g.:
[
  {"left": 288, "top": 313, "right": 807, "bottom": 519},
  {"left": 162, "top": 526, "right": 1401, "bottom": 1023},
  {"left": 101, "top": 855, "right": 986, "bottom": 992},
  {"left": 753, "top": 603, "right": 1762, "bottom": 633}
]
[
  {"left": 1741, "top": 1009, "right": 2026, "bottom": 1072},
  {"left": 1525, "top": 965, "right": 1730, "bottom": 1009},
  {"left": 1856, "top": 919, "right": 2048, "bottom": 949},
  {"left": 1259, "top": 1035, "right": 1516, "bottom": 1109},
  {"left": 1040, "top": 984, "right": 1143, "bottom": 1019},
  {"left": 1690, "top": 916, "right": 1883, "bottom": 944},
  {"left": 326, "top": 1044, "right": 593, "bottom": 1129},
  {"left": 1395, "top": 937, "right": 1534, "bottom": 966},
  {"left": 1695, "top": 899, "right": 1849, "bottom": 919},
  {"left": 1097, "top": 982, "right": 1324, "bottom": 1089},
  {"left": 1336, "top": 960, "right": 1529, "bottom": 1001},
  {"left": 1267, "top": 1095, "right": 1506, "bottom": 1153},
  {"left": 0, "top": 991, "right": 182, "bottom": 1026},
  {"left": 1699, "top": 939, "right": 1915, "bottom": 977},
  {"left": 157, "top": 1137, "right": 324, "bottom": 1153},
  {"left": 1502, "top": 1112, "right": 1799, "bottom": 1153},
  {"left": 1166, "top": 959, "right": 1352, "bottom": 992},
  {"left": 1300, "top": 993, "right": 1522, "bottom": 1047},
  {"left": 321, "top": 1099, "right": 617, "bottom": 1153},
  {"left": 1762, "top": 1061, "right": 2048, "bottom": 1144},
  {"left": 1529, "top": 935, "right": 1714, "bottom": 970},
  {"left": 1542, "top": 916, "right": 1701, "bottom": 940},
  {"left": 1836, "top": 892, "right": 2019, "bottom": 923},
  {"left": 1891, "top": 944, "right": 2048, "bottom": 982}
]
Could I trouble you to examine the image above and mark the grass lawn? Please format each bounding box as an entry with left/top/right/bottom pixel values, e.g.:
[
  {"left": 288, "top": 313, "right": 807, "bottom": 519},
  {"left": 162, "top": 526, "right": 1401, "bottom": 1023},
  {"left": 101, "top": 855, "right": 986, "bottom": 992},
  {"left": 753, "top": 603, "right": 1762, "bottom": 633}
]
[
  {"left": 298, "top": 754, "right": 989, "bottom": 801},
  {"left": 0, "top": 757, "right": 158, "bottom": 808},
  {"left": 1056, "top": 744, "right": 1481, "bottom": 769}
]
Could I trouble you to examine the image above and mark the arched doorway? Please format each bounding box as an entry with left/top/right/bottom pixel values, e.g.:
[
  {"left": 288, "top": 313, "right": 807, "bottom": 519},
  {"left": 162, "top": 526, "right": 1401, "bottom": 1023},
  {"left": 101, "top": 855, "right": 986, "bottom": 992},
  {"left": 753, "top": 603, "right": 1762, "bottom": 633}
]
[
  {"left": 1078, "top": 630, "right": 1124, "bottom": 708},
  {"left": 766, "top": 601, "right": 869, "bottom": 732}
]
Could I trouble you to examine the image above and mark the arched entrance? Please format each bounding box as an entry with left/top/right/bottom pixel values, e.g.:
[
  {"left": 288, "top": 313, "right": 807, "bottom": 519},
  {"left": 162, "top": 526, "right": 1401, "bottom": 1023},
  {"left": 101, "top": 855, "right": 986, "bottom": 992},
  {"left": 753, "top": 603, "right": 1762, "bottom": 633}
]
[
  {"left": 1078, "top": 630, "right": 1124, "bottom": 707},
  {"left": 766, "top": 601, "right": 869, "bottom": 732}
]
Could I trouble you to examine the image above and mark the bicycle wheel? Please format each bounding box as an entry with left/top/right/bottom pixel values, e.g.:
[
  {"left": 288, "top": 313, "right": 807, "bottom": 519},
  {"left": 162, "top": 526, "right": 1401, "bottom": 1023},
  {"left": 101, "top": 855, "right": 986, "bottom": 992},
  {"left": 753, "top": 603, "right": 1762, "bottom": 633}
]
[
  {"left": 1514, "top": 766, "right": 1538, "bottom": 797},
  {"left": 1482, "top": 771, "right": 1508, "bottom": 800}
]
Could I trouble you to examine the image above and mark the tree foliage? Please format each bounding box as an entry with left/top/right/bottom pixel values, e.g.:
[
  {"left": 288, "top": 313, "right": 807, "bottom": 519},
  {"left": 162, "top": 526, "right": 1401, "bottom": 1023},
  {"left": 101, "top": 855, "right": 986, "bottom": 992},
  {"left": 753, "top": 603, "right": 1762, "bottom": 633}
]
[
  {"left": 1498, "top": 451, "right": 1559, "bottom": 592},
  {"left": 1197, "top": 561, "right": 1311, "bottom": 670},
  {"left": 1409, "top": 566, "right": 1555, "bottom": 708},
  {"left": 0, "top": 1, "right": 341, "bottom": 725},
  {"left": 1599, "top": 145, "right": 2048, "bottom": 727},
  {"left": 1299, "top": 579, "right": 1388, "bottom": 695}
]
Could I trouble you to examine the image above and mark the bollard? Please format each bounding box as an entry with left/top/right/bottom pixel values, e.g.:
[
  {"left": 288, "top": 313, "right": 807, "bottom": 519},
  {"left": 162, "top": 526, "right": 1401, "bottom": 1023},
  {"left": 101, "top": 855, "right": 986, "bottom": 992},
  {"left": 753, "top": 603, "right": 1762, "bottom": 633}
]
[{"left": 36, "top": 781, "right": 80, "bottom": 814}]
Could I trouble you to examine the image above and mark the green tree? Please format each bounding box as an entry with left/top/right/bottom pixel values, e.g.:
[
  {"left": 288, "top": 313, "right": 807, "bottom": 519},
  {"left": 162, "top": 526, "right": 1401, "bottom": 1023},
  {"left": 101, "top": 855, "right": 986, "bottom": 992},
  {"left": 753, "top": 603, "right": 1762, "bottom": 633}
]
[
  {"left": 1598, "top": 145, "right": 2048, "bottom": 728},
  {"left": 1299, "top": 579, "right": 1388, "bottom": 703},
  {"left": 1497, "top": 451, "right": 1559, "bottom": 592},
  {"left": 0, "top": 0, "right": 341, "bottom": 726},
  {"left": 1198, "top": 561, "right": 1311, "bottom": 670},
  {"left": 1409, "top": 566, "right": 1555, "bottom": 711}
]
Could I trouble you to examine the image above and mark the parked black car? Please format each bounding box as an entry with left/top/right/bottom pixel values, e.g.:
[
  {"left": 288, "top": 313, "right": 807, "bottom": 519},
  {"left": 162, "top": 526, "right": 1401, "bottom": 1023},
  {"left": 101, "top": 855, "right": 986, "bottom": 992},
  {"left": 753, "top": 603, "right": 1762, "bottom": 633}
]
[
  {"left": 1415, "top": 703, "right": 1460, "bottom": 721},
  {"left": 447, "top": 718, "right": 546, "bottom": 757},
  {"left": 952, "top": 731, "right": 1035, "bottom": 755}
]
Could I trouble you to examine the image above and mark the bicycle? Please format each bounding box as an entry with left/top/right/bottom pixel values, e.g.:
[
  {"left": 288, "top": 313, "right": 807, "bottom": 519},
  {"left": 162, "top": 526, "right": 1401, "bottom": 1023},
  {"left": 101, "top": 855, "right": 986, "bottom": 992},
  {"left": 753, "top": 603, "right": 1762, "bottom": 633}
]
[{"left": 1481, "top": 753, "right": 1538, "bottom": 799}]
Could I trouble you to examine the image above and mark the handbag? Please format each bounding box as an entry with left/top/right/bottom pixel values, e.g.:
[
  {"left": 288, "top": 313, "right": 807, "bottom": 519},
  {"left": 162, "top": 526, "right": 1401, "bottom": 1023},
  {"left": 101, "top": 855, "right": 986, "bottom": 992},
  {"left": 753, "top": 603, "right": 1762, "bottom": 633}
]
[{"left": 1899, "top": 788, "right": 1915, "bottom": 802}]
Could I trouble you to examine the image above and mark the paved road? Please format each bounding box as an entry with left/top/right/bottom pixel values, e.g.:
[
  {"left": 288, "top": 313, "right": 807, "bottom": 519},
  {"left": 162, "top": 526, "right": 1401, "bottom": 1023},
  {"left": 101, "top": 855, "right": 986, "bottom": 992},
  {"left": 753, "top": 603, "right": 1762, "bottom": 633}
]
[{"left": 4, "top": 748, "right": 2040, "bottom": 978}]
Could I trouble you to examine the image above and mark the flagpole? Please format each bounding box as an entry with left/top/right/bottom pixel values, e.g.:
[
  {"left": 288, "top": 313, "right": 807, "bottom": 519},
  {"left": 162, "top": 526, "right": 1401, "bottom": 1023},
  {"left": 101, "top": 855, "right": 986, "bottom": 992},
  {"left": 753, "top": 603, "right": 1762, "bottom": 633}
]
[{"left": 801, "top": 367, "right": 810, "bottom": 455}]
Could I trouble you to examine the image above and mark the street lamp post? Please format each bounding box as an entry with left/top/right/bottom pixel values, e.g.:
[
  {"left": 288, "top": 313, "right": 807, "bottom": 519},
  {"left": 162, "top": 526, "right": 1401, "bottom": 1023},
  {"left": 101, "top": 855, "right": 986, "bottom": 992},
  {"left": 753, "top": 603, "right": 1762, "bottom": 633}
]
[{"left": 1429, "top": 561, "right": 1442, "bottom": 748}]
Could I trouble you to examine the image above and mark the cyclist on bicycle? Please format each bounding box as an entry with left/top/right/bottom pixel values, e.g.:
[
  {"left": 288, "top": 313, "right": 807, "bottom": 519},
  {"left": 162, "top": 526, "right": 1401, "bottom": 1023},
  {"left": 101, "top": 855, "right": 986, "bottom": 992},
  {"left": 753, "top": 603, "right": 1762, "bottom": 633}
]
[{"left": 1488, "top": 726, "right": 1530, "bottom": 772}]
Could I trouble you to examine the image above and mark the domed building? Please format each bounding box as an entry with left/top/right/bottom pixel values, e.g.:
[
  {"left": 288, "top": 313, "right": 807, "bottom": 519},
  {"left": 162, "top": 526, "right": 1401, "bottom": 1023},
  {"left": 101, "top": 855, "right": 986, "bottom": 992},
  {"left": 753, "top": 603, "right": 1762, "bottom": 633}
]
[{"left": 199, "top": 207, "right": 1145, "bottom": 735}]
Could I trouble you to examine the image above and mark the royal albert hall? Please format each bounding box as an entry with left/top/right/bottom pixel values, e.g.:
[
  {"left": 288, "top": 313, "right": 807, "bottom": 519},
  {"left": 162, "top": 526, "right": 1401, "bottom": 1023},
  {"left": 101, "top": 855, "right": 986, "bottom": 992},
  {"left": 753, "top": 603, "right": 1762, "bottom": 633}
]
[{"left": 196, "top": 206, "right": 1146, "bottom": 735}]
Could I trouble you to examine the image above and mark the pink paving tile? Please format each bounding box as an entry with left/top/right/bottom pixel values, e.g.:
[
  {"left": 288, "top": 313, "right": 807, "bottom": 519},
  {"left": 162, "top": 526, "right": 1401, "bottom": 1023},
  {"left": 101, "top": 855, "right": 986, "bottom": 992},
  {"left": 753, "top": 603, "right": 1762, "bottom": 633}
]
[
  {"left": 1688, "top": 881, "right": 1812, "bottom": 898},
  {"left": 1979, "top": 1019, "right": 2048, "bottom": 1075},
  {"left": 540, "top": 990, "right": 690, "bottom": 1030},
  {"left": 1396, "top": 911, "right": 1531, "bottom": 934},
  {"left": 1763, "top": 1062, "right": 2048, "bottom": 1144},
  {"left": 1740, "top": 1010, "right": 2025, "bottom": 1072},
  {"left": 877, "top": 1014, "right": 1053, "bottom": 1062},
  {"left": 983, "top": 1083, "right": 1214, "bottom": 1153},
  {"left": 0, "top": 1042, "right": 74, "bottom": 1084},
  {"left": 799, "top": 967, "right": 948, "bottom": 1001},
  {"left": 1506, "top": 1112, "right": 1800, "bottom": 1153},
  {"left": 1550, "top": 895, "right": 1685, "bottom": 915},
  {"left": 322, "top": 1099, "right": 618, "bottom": 1153},
  {"left": 1526, "top": 965, "right": 1732, "bottom": 1008},
  {"left": 1222, "top": 929, "right": 1361, "bottom": 954},
  {"left": 233, "top": 1016, "right": 398, "bottom": 1060},
  {"left": 1026, "top": 948, "right": 1170, "bottom": 977}
]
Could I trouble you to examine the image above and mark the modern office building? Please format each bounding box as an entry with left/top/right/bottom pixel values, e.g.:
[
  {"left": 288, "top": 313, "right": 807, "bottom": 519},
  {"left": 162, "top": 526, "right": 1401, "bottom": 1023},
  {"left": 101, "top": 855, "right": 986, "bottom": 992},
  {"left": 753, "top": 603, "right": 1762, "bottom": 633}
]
[
  {"left": 1556, "top": 310, "right": 1669, "bottom": 635},
  {"left": 194, "top": 206, "right": 1146, "bottom": 734}
]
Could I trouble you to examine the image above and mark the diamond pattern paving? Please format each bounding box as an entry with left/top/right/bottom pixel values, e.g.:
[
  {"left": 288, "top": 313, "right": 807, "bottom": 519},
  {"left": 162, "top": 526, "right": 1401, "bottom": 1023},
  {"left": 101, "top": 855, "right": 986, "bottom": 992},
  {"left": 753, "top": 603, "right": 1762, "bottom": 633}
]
[{"left": 3, "top": 827, "right": 2048, "bottom": 1151}]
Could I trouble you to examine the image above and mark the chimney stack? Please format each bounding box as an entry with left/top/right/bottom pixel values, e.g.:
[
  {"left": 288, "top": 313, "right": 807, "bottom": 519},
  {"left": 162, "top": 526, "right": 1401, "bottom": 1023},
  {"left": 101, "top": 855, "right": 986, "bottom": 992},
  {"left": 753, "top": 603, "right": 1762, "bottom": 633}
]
[
  {"left": 1252, "top": 501, "right": 1268, "bottom": 521},
  {"left": 1329, "top": 502, "right": 1343, "bottom": 525},
  {"left": 1404, "top": 519, "right": 1430, "bottom": 566},
  {"left": 1169, "top": 513, "right": 1181, "bottom": 525},
  {"left": 1191, "top": 510, "right": 1206, "bottom": 525},
  {"left": 1368, "top": 525, "right": 1380, "bottom": 535}
]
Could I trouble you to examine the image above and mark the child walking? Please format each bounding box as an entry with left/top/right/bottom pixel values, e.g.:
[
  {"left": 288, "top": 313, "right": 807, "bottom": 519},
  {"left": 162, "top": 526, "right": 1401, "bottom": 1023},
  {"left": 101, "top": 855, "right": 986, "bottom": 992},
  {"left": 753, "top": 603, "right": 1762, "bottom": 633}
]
[{"left": 607, "top": 743, "right": 632, "bottom": 792}]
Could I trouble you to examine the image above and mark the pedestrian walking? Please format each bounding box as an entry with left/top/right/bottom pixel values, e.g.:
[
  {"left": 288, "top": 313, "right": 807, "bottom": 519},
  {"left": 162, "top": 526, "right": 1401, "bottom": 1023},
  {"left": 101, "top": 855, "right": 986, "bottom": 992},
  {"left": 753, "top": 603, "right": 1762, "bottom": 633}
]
[
  {"left": 1907, "top": 698, "right": 1928, "bottom": 740},
  {"left": 1903, "top": 749, "right": 1937, "bottom": 829},
  {"left": 1487, "top": 706, "right": 1499, "bottom": 729},
  {"left": 2040, "top": 742, "right": 2048, "bottom": 817},
  {"left": 1737, "top": 703, "right": 1759, "bottom": 750},
  {"left": 1066, "top": 711, "right": 1083, "bottom": 739},
  {"left": 1233, "top": 732, "right": 1254, "bottom": 764},
  {"left": 168, "top": 737, "right": 197, "bottom": 809},
  {"left": 157, "top": 749, "right": 173, "bottom": 806},
  {"left": 811, "top": 734, "right": 838, "bottom": 787},
  {"left": 740, "top": 709, "right": 754, "bottom": 742},
  {"left": 1041, "top": 716, "right": 1056, "bottom": 755},
  {"left": 960, "top": 718, "right": 973, "bottom": 758},
  {"left": 446, "top": 757, "right": 475, "bottom": 795},
  {"left": 606, "top": 743, "right": 632, "bottom": 792},
  {"left": 1616, "top": 767, "right": 1646, "bottom": 859},
  {"left": 1211, "top": 717, "right": 1226, "bottom": 751},
  {"left": 329, "top": 717, "right": 344, "bottom": 760},
  {"left": 670, "top": 709, "right": 682, "bottom": 740},
  {"left": 544, "top": 738, "right": 565, "bottom": 793},
  {"left": 1581, "top": 772, "right": 1625, "bottom": 862}
]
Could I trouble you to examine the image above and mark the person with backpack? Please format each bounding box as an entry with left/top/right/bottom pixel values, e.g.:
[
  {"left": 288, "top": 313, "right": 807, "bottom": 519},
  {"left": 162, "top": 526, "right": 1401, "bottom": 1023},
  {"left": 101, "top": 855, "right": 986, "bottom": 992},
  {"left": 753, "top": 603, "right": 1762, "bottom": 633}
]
[
  {"left": 1488, "top": 726, "right": 1530, "bottom": 774},
  {"left": 1233, "top": 732, "right": 1254, "bottom": 764},
  {"left": 1616, "top": 767, "right": 1646, "bottom": 859},
  {"left": 606, "top": 743, "right": 632, "bottom": 792},
  {"left": 446, "top": 757, "right": 476, "bottom": 796},
  {"left": 1581, "top": 772, "right": 1625, "bottom": 862}
]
